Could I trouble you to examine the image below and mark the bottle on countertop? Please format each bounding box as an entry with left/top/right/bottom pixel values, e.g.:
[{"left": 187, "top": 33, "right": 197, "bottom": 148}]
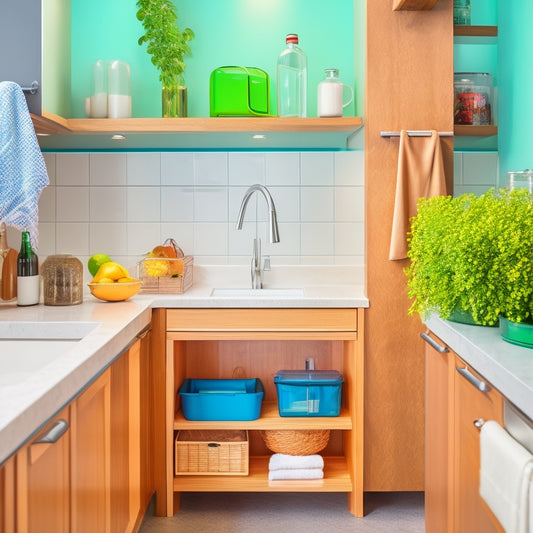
[
  {"left": 17, "top": 231, "right": 40, "bottom": 306},
  {"left": 277, "top": 33, "right": 307, "bottom": 117}
]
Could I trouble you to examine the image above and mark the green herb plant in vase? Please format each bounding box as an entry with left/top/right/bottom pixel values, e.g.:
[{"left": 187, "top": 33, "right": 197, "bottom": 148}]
[{"left": 136, "top": 0, "right": 194, "bottom": 117}]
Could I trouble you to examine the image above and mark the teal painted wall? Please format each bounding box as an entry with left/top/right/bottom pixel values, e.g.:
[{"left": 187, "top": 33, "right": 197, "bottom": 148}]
[
  {"left": 497, "top": 0, "right": 532, "bottom": 177},
  {"left": 71, "top": 0, "right": 359, "bottom": 119}
]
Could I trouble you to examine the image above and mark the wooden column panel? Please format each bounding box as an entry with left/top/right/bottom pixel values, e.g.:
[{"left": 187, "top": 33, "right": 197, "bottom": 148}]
[{"left": 365, "top": 0, "right": 454, "bottom": 491}]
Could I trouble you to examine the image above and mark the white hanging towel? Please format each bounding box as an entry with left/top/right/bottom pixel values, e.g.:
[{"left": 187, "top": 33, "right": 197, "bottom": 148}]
[
  {"left": 0, "top": 81, "right": 49, "bottom": 246},
  {"left": 480, "top": 420, "right": 533, "bottom": 533}
]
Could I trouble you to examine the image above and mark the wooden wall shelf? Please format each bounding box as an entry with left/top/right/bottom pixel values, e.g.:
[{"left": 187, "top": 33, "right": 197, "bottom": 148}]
[
  {"left": 32, "top": 113, "right": 363, "bottom": 150},
  {"left": 392, "top": 0, "right": 438, "bottom": 10},
  {"left": 454, "top": 125, "right": 498, "bottom": 137},
  {"left": 454, "top": 25, "right": 498, "bottom": 45}
]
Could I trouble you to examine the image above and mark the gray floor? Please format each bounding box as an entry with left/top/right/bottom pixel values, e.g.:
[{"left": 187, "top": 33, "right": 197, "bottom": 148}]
[{"left": 139, "top": 491, "right": 425, "bottom": 533}]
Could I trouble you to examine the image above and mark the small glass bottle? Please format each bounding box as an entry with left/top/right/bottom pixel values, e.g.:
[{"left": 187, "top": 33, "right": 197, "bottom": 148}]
[
  {"left": 277, "top": 34, "right": 307, "bottom": 117},
  {"left": 17, "top": 231, "right": 40, "bottom": 306}
]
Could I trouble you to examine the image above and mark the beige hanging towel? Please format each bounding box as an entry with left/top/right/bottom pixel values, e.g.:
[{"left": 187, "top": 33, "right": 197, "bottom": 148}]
[{"left": 389, "top": 130, "right": 447, "bottom": 260}]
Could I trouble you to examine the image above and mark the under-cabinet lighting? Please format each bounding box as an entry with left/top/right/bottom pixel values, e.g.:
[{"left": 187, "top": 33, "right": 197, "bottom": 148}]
[
  {"left": 36, "top": 133, "right": 50, "bottom": 137},
  {"left": 252, "top": 134, "right": 266, "bottom": 140},
  {"left": 111, "top": 134, "right": 126, "bottom": 140}
]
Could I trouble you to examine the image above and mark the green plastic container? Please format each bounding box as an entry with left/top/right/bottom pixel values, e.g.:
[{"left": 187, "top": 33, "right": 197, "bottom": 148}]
[
  {"left": 500, "top": 317, "right": 533, "bottom": 349},
  {"left": 209, "top": 66, "right": 270, "bottom": 117}
]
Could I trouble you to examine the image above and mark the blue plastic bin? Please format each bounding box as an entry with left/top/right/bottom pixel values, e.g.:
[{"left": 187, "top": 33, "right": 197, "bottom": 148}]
[
  {"left": 178, "top": 378, "right": 264, "bottom": 421},
  {"left": 274, "top": 370, "right": 343, "bottom": 417}
]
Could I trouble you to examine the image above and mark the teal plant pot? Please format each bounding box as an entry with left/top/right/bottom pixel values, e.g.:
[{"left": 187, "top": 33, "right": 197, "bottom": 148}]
[
  {"left": 500, "top": 317, "right": 533, "bottom": 349},
  {"left": 447, "top": 308, "right": 498, "bottom": 327}
]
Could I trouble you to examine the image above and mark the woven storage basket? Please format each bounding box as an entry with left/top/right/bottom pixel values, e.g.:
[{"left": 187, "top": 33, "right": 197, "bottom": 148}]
[
  {"left": 260, "top": 429, "right": 330, "bottom": 456},
  {"left": 175, "top": 430, "right": 249, "bottom": 475},
  {"left": 138, "top": 255, "right": 193, "bottom": 294}
]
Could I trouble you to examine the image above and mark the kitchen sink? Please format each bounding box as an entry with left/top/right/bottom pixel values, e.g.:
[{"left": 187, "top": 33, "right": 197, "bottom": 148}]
[
  {"left": 210, "top": 288, "right": 304, "bottom": 298},
  {"left": 0, "top": 321, "right": 100, "bottom": 341}
]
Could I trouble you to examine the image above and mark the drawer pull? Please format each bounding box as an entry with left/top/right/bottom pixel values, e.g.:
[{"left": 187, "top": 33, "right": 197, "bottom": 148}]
[
  {"left": 473, "top": 418, "right": 486, "bottom": 429},
  {"left": 34, "top": 419, "right": 69, "bottom": 444},
  {"left": 456, "top": 366, "right": 491, "bottom": 393},
  {"left": 420, "top": 332, "right": 449, "bottom": 353}
]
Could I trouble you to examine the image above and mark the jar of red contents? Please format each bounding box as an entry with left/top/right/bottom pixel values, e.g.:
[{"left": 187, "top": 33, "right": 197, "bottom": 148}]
[{"left": 454, "top": 73, "right": 493, "bottom": 126}]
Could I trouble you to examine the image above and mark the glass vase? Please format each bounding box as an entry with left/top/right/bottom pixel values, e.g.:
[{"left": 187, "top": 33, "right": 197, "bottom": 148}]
[{"left": 162, "top": 77, "right": 187, "bottom": 118}]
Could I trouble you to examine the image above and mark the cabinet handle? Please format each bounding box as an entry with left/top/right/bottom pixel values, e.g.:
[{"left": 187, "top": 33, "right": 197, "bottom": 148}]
[
  {"left": 33, "top": 419, "right": 69, "bottom": 444},
  {"left": 473, "top": 418, "right": 486, "bottom": 429},
  {"left": 21, "top": 81, "right": 40, "bottom": 95},
  {"left": 420, "top": 332, "right": 449, "bottom": 353},
  {"left": 456, "top": 366, "right": 491, "bottom": 393}
]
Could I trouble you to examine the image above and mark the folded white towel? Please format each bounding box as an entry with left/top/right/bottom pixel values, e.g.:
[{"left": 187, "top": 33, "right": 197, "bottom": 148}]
[
  {"left": 480, "top": 421, "right": 533, "bottom": 533},
  {"left": 268, "top": 468, "right": 324, "bottom": 481},
  {"left": 269, "top": 453, "right": 324, "bottom": 471}
]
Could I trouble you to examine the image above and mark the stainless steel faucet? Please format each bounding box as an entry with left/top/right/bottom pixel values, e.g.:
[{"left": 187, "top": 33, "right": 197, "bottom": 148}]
[{"left": 235, "top": 184, "right": 280, "bottom": 289}]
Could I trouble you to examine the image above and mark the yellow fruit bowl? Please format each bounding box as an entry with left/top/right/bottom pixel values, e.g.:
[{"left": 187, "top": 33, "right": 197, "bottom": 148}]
[{"left": 87, "top": 280, "right": 142, "bottom": 302}]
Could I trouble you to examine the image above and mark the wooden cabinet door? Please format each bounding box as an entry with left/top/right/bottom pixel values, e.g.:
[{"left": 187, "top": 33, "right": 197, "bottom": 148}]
[
  {"left": 15, "top": 407, "right": 71, "bottom": 533},
  {"left": 71, "top": 369, "right": 111, "bottom": 533},
  {"left": 0, "top": 455, "right": 15, "bottom": 533},
  {"left": 454, "top": 356, "right": 504, "bottom": 533},
  {"left": 423, "top": 332, "right": 453, "bottom": 533}
]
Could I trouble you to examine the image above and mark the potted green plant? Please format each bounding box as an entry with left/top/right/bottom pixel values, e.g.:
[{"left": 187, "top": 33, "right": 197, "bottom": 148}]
[
  {"left": 136, "top": 0, "right": 194, "bottom": 117},
  {"left": 405, "top": 188, "right": 533, "bottom": 342}
]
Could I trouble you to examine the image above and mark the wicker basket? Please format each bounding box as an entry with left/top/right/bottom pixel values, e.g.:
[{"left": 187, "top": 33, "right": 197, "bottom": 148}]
[
  {"left": 175, "top": 430, "right": 249, "bottom": 475},
  {"left": 138, "top": 255, "right": 193, "bottom": 294},
  {"left": 260, "top": 429, "right": 330, "bottom": 456}
]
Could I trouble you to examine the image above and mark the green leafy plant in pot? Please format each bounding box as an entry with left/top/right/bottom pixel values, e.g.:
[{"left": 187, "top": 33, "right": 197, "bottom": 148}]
[
  {"left": 405, "top": 188, "right": 533, "bottom": 336},
  {"left": 136, "top": 0, "right": 194, "bottom": 117}
]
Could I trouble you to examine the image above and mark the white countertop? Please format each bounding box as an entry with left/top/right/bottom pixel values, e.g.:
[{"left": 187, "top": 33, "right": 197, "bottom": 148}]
[
  {"left": 0, "top": 265, "right": 368, "bottom": 465},
  {"left": 425, "top": 315, "right": 533, "bottom": 421}
]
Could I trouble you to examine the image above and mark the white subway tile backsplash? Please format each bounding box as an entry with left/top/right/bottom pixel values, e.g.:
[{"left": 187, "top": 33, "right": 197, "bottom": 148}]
[
  {"left": 301, "top": 223, "right": 334, "bottom": 256},
  {"left": 38, "top": 150, "right": 367, "bottom": 266},
  {"left": 453, "top": 153, "right": 463, "bottom": 185},
  {"left": 193, "top": 223, "right": 228, "bottom": 255},
  {"left": 194, "top": 187, "right": 228, "bottom": 222},
  {"left": 36, "top": 223, "right": 55, "bottom": 256},
  {"left": 127, "top": 187, "right": 161, "bottom": 222},
  {"left": 335, "top": 186, "right": 364, "bottom": 222},
  {"left": 161, "top": 153, "right": 195, "bottom": 185},
  {"left": 39, "top": 186, "right": 56, "bottom": 222},
  {"left": 335, "top": 150, "right": 364, "bottom": 186},
  {"left": 161, "top": 187, "right": 194, "bottom": 222},
  {"left": 229, "top": 153, "right": 265, "bottom": 186},
  {"left": 301, "top": 152, "right": 334, "bottom": 185},
  {"left": 56, "top": 153, "right": 89, "bottom": 186},
  {"left": 301, "top": 187, "right": 334, "bottom": 222},
  {"left": 194, "top": 153, "right": 228, "bottom": 186},
  {"left": 461, "top": 152, "right": 499, "bottom": 187},
  {"left": 56, "top": 223, "right": 89, "bottom": 255},
  {"left": 56, "top": 187, "right": 89, "bottom": 222},
  {"left": 90, "top": 153, "right": 127, "bottom": 185},
  {"left": 265, "top": 152, "right": 300, "bottom": 186},
  {"left": 127, "top": 222, "right": 161, "bottom": 256},
  {"left": 90, "top": 222, "right": 128, "bottom": 256},
  {"left": 90, "top": 187, "right": 127, "bottom": 222},
  {"left": 127, "top": 152, "right": 161, "bottom": 185}
]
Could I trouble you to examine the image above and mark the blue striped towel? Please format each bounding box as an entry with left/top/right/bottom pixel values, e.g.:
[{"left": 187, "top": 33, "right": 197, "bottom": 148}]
[{"left": 0, "top": 81, "right": 49, "bottom": 247}]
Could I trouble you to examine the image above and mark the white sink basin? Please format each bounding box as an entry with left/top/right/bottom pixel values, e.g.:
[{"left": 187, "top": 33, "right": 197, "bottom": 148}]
[
  {"left": 210, "top": 288, "right": 304, "bottom": 298},
  {"left": 0, "top": 321, "right": 99, "bottom": 340}
]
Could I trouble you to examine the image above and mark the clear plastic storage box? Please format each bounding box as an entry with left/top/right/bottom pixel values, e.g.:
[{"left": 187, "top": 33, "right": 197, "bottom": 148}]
[{"left": 274, "top": 370, "right": 343, "bottom": 417}]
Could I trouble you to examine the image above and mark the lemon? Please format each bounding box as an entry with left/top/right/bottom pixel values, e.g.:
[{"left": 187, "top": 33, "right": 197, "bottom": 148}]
[
  {"left": 92, "top": 261, "right": 131, "bottom": 283},
  {"left": 88, "top": 254, "right": 112, "bottom": 277}
]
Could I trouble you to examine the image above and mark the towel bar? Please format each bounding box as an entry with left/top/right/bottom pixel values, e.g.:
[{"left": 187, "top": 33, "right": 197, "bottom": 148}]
[
  {"left": 21, "top": 81, "right": 40, "bottom": 95},
  {"left": 380, "top": 130, "right": 454, "bottom": 138},
  {"left": 473, "top": 418, "right": 486, "bottom": 430}
]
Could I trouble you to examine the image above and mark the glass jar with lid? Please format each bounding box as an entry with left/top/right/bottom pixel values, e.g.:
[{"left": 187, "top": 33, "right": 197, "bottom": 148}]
[
  {"left": 454, "top": 72, "right": 493, "bottom": 126},
  {"left": 41, "top": 254, "right": 83, "bottom": 306},
  {"left": 453, "top": 0, "right": 471, "bottom": 25}
]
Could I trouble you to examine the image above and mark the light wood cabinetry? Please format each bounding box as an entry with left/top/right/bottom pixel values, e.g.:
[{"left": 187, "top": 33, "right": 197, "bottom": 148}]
[
  {"left": 0, "top": 455, "right": 15, "bottom": 533},
  {"left": 152, "top": 308, "right": 364, "bottom": 517},
  {"left": 71, "top": 369, "right": 111, "bottom": 533},
  {"left": 15, "top": 407, "right": 71, "bottom": 533},
  {"left": 423, "top": 330, "right": 505, "bottom": 533}
]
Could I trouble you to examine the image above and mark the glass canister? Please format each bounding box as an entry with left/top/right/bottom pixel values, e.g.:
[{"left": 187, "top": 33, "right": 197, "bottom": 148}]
[
  {"left": 41, "top": 255, "right": 83, "bottom": 306},
  {"left": 454, "top": 72, "right": 493, "bottom": 126},
  {"left": 453, "top": 0, "right": 471, "bottom": 25},
  {"left": 317, "top": 68, "right": 354, "bottom": 117},
  {"left": 506, "top": 170, "right": 533, "bottom": 193},
  {"left": 108, "top": 60, "right": 131, "bottom": 119}
]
